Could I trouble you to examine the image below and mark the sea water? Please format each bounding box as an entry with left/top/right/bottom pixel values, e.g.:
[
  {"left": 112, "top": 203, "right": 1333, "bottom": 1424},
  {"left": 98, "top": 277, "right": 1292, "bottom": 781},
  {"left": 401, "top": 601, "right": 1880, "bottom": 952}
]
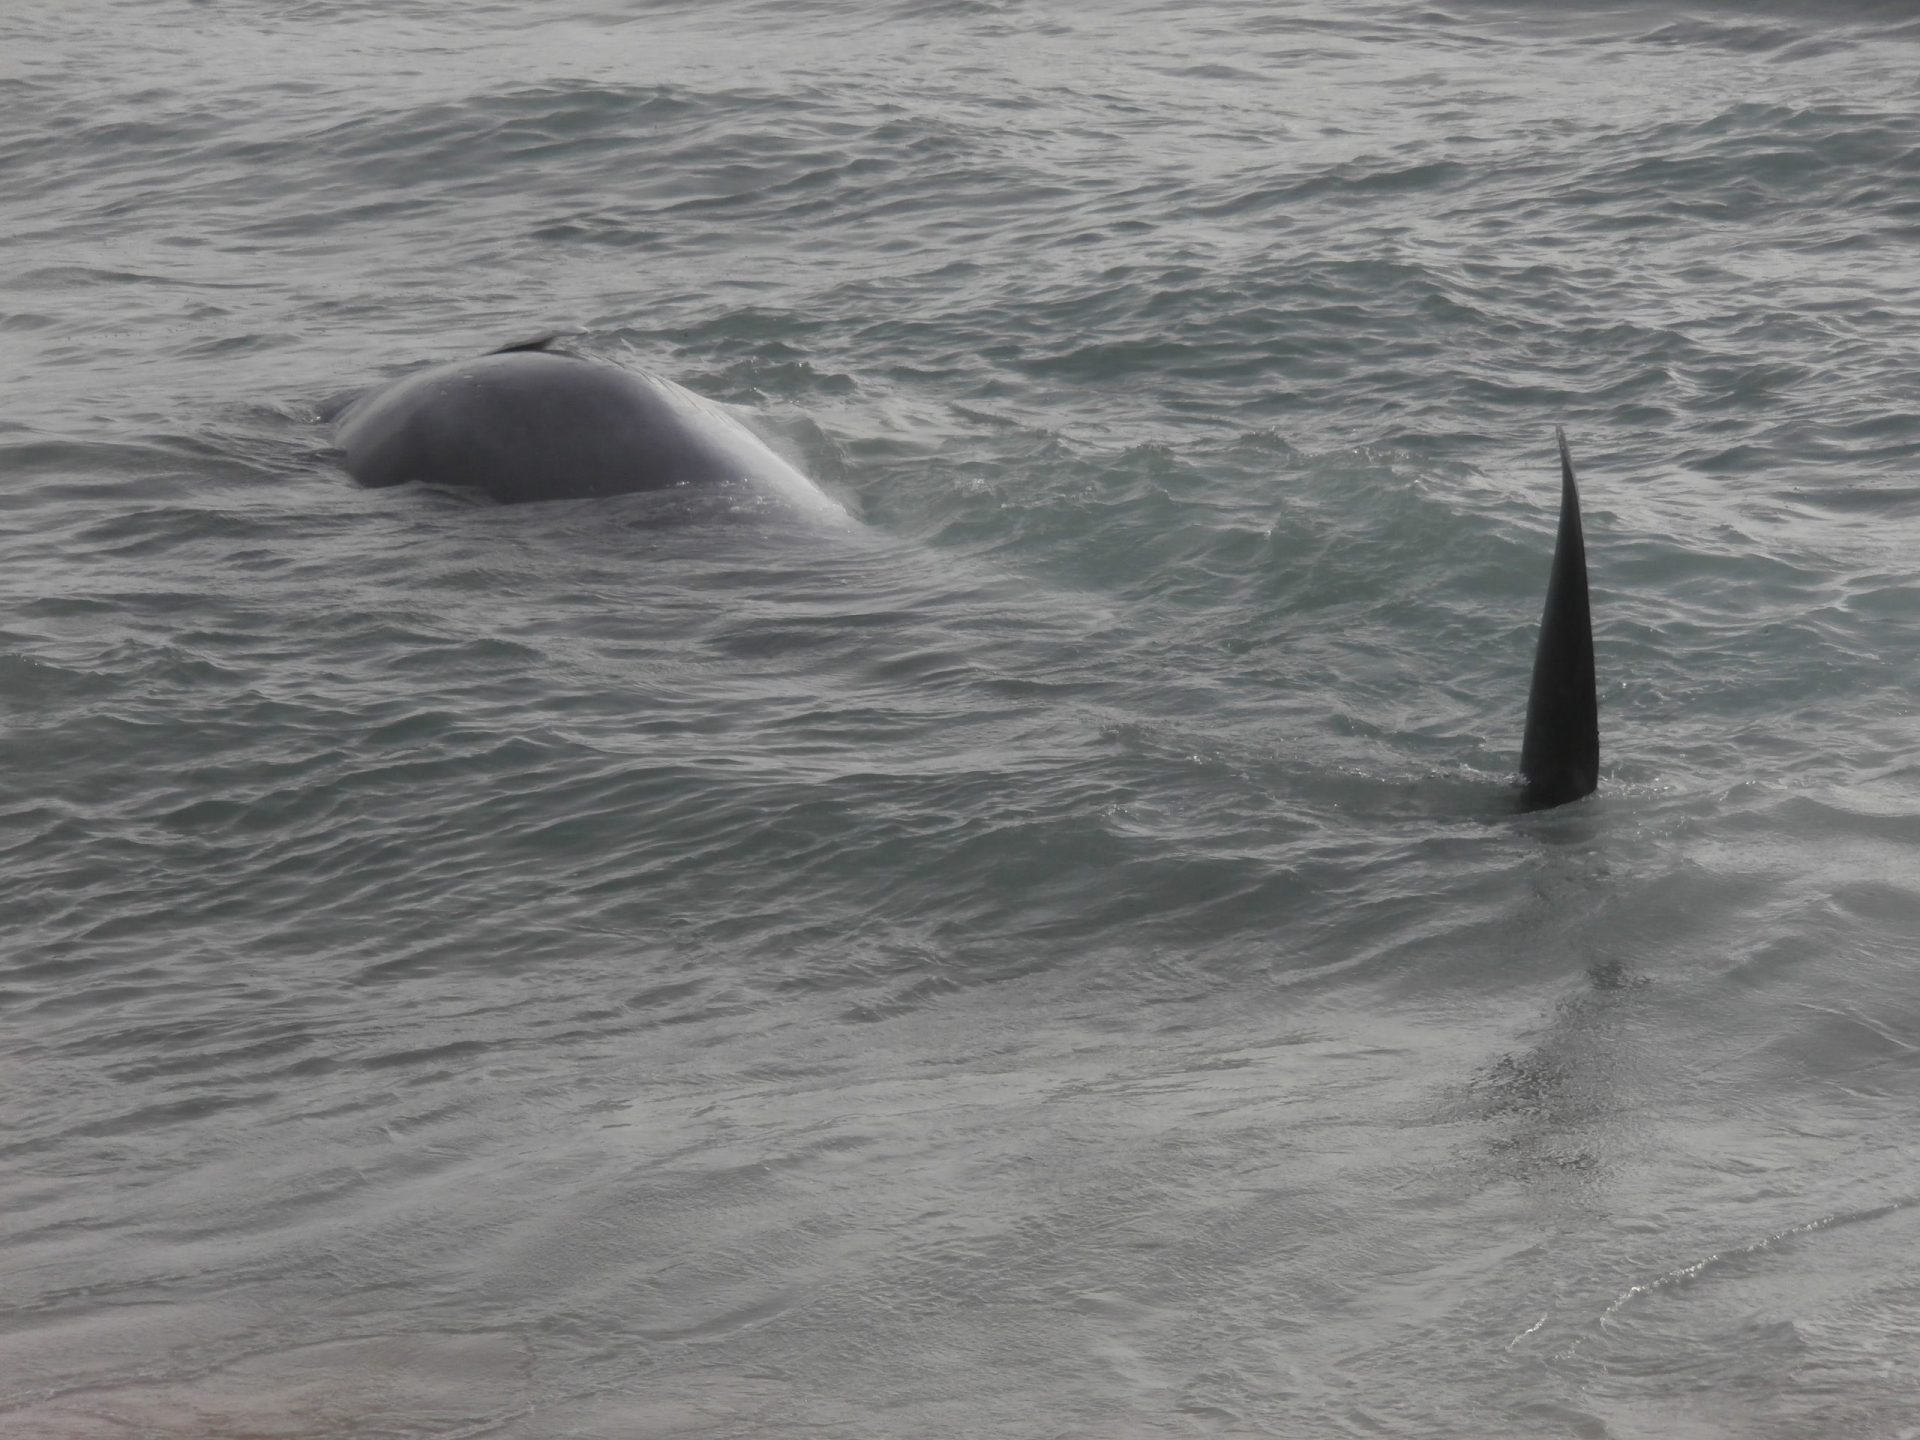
[{"left": 4, "top": 1, "right": 1920, "bottom": 1435}]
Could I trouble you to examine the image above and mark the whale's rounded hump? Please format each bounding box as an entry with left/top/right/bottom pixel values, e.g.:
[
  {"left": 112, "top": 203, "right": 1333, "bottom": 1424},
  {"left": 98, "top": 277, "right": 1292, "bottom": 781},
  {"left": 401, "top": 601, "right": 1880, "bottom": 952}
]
[{"left": 333, "top": 348, "right": 819, "bottom": 507}]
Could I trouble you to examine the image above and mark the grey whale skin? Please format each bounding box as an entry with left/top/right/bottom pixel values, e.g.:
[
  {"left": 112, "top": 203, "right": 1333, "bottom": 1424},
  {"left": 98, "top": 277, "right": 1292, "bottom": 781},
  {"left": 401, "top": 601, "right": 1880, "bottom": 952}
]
[
  {"left": 333, "top": 340, "right": 1598, "bottom": 810},
  {"left": 333, "top": 338, "right": 812, "bottom": 504}
]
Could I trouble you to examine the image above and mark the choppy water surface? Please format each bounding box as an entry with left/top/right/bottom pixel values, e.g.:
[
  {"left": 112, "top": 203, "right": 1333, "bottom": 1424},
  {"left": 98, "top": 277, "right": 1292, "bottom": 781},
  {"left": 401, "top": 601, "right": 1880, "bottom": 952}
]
[{"left": 5, "top": 1, "right": 1920, "bottom": 1434}]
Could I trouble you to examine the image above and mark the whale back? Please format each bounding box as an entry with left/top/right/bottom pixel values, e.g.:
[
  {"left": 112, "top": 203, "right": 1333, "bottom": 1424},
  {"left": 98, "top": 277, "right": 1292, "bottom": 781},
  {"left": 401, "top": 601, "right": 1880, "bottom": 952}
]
[{"left": 334, "top": 350, "right": 807, "bottom": 504}]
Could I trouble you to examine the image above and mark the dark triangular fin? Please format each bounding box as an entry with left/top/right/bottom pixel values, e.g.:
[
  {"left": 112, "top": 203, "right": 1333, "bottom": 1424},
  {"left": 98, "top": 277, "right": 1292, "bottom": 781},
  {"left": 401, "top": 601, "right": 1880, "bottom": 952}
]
[
  {"left": 1519, "top": 427, "right": 1599, "bottom": 809},
  {"left": 488, "top": 333, "right": 565, "bottom": 355}
]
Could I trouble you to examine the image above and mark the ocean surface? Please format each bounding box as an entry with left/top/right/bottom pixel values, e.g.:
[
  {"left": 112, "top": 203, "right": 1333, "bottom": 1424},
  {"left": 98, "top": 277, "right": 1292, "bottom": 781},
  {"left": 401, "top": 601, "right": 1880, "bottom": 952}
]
[{"left": 4, "top": 1, "right": 1920, "bottom": 1435}]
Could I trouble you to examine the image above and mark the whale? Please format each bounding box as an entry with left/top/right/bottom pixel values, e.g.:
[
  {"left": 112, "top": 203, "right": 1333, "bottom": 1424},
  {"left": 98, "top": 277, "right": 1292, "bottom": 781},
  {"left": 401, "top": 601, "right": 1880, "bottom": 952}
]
[
  {"left": 1518, "top": 428, "right": 1599, "bottom": 809},
  {"left": 332, "top": 340, "right": 1597, "bottom": 806},
  {"left": 331, "top": 337, "right": 840, "bottom": 516}
]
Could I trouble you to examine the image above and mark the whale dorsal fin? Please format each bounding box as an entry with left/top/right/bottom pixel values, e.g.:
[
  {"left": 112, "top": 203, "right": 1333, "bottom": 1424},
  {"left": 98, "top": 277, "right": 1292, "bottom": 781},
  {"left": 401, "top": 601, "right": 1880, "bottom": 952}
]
[
  {"left": 488, "top": 333, "right": 565, "bottom": 355},
  {"left": 1519, "top": 427, "right": 1599, "bottom": 809}
]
